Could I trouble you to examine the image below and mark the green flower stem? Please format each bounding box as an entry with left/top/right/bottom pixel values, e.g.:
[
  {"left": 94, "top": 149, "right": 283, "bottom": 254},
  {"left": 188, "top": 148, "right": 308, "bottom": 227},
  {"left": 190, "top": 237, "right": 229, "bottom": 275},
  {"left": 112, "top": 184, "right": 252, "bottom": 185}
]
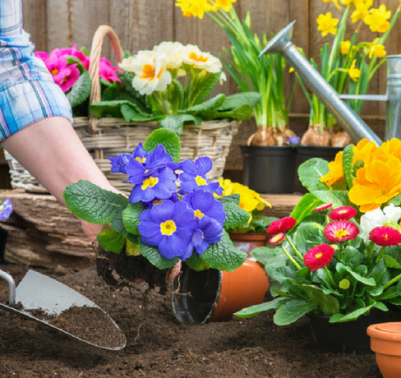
[
  {"left": 281, "top": 245, "right": 301, "bottom": 270},
  {"left": 285, "top": 235, "right": 303, "bottom": 261},
  {"left": 324, "top": 266, "right": 336, "bottom": 288},
  {"left": 383, "top": 272, "right": 401, "bottom": 290},
  {"left": 375, "top": 246, "right": 386, "bottom": 264}
]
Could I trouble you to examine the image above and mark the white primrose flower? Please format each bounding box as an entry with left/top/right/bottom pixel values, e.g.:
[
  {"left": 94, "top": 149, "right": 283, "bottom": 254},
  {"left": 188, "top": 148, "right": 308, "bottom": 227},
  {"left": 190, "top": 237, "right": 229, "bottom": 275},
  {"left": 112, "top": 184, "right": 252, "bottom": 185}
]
[
  {"left": 125, "top": 50, "right": 172, "bottom": 95},
  {"left": 118, "top": 56, "right": 134, "bottom": 72},
  {"left": 360, "top": 204, "right": 401, "bottom": 243},
  {"left": 182, "top": 44, "right": 222, "bottom": 74},
  {"left": 153, "top": 41, "right": 184, "bottom": 70}
]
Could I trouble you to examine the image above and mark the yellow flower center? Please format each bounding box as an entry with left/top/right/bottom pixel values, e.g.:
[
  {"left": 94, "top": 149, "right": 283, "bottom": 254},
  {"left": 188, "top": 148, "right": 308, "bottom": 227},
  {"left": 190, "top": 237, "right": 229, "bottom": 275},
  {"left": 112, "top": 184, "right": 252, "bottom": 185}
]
[
  {"left": 160, "top": 220, "right": 176, "bottom": 236},
  {"left": 334, "top": 229, "right": 349, "bottom": 239},
  {"left": 271, "top": 234, "right": 283, "bottom": 243},
  {"left": 136, "top": 157, "right": 146, "bottom": 163},
  {"left": 153, "top": 199, "right": 163, "bottom": 206},
  {"left": 140, "top": 64, "right": 162, "bottom": 81},
  {"left": 142, "top": 176, "right": 159, "bottom": 190},
  {"left": 315, "top": 253, "right": 323, "bottom": 259},
  {"left": 194, "top": 209, "right": 204, "bottom": 219},
  {"left": 189, "top": 52, "right": 209, "bottom": 63},
  {"left": 51, "top": 68, "right": 59, "bottom": 75},
  {"left": 195, "top": 176, "right": 207, "bottom": 186},
  {"left": 380, "top": 189, "right": 388, "bottom": 195}
]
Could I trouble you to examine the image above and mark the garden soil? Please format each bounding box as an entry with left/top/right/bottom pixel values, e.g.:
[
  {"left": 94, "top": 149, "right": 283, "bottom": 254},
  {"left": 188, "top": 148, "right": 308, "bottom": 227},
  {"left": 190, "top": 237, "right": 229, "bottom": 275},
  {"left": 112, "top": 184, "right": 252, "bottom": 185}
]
[{"left": 0, "top": 263, "right": 382, "bottom": 378}]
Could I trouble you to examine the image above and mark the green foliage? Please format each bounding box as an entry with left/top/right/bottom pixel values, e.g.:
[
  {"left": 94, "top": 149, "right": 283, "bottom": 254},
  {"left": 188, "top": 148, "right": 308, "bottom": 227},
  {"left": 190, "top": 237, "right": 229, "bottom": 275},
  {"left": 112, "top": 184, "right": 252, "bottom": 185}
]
[
  {"left": 222, "top": 202, "right": 251, "bottom": 230},
  {"left": 143, "top": 128, "right": 181, "bottom": 163},
  {"left": 298, "top": 158, "right": 330, "bottom": 193},
  {"left": 138, "top": 240, "right": 179, "bottom": 270},
  {"left": 122, "top": 203, "right": 145, "bottom": 235},
  {"left": 97, "top": 226, "right": 125, "bottom": 254},
  {"left": 66, "top": 71, "right": 91, "bottom": 108}
]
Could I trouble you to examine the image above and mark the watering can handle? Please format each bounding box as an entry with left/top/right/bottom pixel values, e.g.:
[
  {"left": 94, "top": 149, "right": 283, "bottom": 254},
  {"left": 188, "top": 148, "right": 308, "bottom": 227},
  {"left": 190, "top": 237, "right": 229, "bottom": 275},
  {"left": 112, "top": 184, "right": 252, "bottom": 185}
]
[{"left": 0, "top": 269, "right": 15, "bottom": 306}]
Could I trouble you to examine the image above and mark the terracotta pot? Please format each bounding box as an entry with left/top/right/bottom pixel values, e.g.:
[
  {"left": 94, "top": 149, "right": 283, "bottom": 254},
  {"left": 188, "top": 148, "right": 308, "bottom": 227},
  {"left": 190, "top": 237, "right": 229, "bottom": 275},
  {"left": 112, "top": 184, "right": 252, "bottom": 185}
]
[
  {"left": 229, "top": 233, "right": 267, "bottom": 258},
  {"left": 171, "top": 260, "right": 269, "bottom": 324},
  {"left": 368, "top": 322, "right": 401, "bottom": 378}
]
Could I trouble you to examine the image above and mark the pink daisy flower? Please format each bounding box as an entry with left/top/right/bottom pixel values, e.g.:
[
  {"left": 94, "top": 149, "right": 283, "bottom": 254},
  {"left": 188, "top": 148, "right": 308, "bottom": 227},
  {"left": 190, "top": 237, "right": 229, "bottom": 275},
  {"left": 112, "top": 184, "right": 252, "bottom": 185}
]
[
  {"left": 269, "top": 233, "right": 285, "bottom": 245},
  {"left": 312, "top": 203, "right": 333, "bottom": 212},
  {"left": 304, "top": 244, "right": 335, "bottom": 272},
  {"left": 324, "top": 220, "right": 359, "bottom": 243},
  {"left": 370, "top": 226, "right": 401, "bottom": 247},
  {"left": 266, "top": 217, "right": 296, "bottom": 237},
  {"left": 329, "top": 206, "right": 357, "bottom": 221}
]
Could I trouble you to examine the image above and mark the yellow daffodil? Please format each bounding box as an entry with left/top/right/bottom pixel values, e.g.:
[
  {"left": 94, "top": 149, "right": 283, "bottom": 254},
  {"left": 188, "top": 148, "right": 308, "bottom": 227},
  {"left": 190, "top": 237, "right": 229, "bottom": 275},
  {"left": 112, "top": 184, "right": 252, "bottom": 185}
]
[
  {"left": 175, "top": 0, "right": 215, "bottom": 19},
  {"left": 323, "top": 0, "right": 340, "bottom": 9},
  {"left": 317, "top": 12, "right": 339, "bottom": 37},
  {"left": 351, "top": 0, "right": 373, "bottom": 23},
  {"left": 348, "top": 59, "right": 361, "bottom": 81},
  {"left": 364, "top": 4, "right": 392, "bottom": 33},
  {"left": 320, "top": 151, "right": 344, "bottom": 187},
  {"left": 369, "top": 43, "right": 386, "bottom": 59},
  {"left": 349, "top": 157, "right": 401, "bottom": 212},
  {"left": 341, "top": 40, "right": 351, "bottom": 55},
  {"left": 341, "top": 0, "right": 353, "bottom": 6},
  {"left": 215, "top": 0, "right": 237, "bottom": 12}
]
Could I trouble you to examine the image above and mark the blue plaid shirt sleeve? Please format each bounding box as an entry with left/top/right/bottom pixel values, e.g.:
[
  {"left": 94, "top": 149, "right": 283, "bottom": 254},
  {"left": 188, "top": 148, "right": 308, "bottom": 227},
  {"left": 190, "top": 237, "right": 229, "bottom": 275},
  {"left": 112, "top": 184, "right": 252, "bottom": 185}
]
[{"left": 0, "top": 0, "right": 73, "bottom": 141}]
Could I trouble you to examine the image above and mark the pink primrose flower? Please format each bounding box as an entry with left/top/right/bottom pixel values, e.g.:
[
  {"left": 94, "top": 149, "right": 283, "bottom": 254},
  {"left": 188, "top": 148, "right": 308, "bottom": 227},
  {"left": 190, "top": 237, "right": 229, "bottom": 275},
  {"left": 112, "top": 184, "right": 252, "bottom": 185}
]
[
  {"left": 99, "top": 57, "right": 122, "bottom": 83},
  {"left": 46, "top": 54, "right": 80, "bottom": 92}
]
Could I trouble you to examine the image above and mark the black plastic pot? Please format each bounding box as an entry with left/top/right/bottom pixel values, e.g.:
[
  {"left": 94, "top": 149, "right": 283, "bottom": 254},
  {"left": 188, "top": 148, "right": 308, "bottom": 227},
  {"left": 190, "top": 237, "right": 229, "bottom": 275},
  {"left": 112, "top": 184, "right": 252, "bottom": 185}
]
[
  {"left": 295, "top": 146, "right": 343, "bottom": 193},
  {"left": 240, "top": 145, "right": 296, "bottom": 194},
  {"left": 309, "top": 309, "right": 401, "bottom": 354}
]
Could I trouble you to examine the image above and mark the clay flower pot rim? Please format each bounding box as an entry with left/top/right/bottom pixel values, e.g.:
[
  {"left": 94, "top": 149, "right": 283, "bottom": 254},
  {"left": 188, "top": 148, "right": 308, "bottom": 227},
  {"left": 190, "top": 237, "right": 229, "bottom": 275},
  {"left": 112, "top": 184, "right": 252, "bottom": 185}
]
[
  {"left": 368, "top": 322, "right": 401, "bottom": 343},
  {"left": 229, "top": 232, "right": 268, "bottom": 241}
]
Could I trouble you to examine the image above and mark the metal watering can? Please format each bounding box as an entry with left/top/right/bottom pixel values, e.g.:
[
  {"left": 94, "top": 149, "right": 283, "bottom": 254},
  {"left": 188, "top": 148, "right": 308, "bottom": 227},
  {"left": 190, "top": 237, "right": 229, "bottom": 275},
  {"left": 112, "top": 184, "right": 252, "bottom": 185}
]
[{"left": 260, "top": 21, "right": 401, "bottom": 146}]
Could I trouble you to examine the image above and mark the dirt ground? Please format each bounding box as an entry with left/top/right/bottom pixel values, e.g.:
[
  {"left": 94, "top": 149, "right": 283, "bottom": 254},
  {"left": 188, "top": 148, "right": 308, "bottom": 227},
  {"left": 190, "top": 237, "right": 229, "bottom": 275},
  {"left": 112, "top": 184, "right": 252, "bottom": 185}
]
[{"left": 0, "top": 262, "right": 382, "bottom": 378}]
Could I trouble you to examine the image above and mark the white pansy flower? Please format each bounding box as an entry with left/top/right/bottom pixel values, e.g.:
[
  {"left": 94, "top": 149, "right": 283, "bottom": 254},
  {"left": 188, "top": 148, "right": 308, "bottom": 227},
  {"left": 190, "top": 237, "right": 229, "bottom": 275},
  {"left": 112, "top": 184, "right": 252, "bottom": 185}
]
[
  {"left": 127, "top": 50, "right": 172, "bottom": 95},
  {"left": 153, "top": 42, "right": 184, "bottom": 70},
  {"left": 182, "top": 44, "right": 222, "bottom": 73},
  {"left": 360, "top": 204, "right": 401, "bottom": 243}
]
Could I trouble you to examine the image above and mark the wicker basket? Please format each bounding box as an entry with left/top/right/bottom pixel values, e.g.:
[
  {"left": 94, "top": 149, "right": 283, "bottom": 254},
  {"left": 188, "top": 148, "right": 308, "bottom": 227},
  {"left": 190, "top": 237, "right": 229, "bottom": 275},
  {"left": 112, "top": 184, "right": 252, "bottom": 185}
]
[{"left": 5, "top": 25, "right": 238, "bottom": 194}]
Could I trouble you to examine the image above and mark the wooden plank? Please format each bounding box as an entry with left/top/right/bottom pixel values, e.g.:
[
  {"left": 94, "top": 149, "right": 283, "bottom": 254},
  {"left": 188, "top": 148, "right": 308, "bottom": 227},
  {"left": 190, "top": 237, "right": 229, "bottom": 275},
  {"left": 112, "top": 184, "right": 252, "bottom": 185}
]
[
  {"left": 22, "top": 0, "right": 47, "bottom": 51},
  {"left": 46, "top": 0, "right": 71, "bottom": 51}
]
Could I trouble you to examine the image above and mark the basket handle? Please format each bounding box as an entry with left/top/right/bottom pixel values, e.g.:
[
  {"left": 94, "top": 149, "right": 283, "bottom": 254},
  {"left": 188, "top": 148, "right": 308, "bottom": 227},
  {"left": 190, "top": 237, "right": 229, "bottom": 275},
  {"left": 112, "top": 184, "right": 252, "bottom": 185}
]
[{"left": 88, "top": 25, "right": 124, "bottom": 133}]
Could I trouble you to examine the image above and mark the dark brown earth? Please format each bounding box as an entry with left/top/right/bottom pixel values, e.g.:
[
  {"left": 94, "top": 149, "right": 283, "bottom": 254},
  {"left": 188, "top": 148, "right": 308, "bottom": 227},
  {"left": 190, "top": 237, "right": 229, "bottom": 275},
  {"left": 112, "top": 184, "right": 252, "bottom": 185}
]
[{"left": 0, "top": 262, "right": 382, "bottom": 378}]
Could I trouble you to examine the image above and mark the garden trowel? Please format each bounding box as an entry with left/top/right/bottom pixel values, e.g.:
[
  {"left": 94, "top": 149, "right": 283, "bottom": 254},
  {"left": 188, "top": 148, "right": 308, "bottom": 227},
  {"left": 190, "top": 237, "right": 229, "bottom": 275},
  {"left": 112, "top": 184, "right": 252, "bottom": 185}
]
[{"left": 0, "top": 268, "right": 126, "bottom": 351}]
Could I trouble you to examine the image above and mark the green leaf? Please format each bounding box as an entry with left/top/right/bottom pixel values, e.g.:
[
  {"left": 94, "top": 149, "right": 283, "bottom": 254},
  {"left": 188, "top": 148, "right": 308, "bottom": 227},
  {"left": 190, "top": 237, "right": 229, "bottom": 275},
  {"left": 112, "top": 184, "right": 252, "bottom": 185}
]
[
  {"left": 311, "top": 190, "right": 352, "bottom": 208},
  {"left": 223, "top": 202, "right": 251, "bottom": 230},
  {"left": 218, "top": 92, "right": 262, "bottom": 111},
  {"left": 184, "top": 254, "right": 210, "bottom": 271},
  {"left": 111, "top": 207, "right": 128, "bottom": 237},
  {"left": 138, "top": 240, "right": 179, "bottom": 269},
  {"left": 217, "top": 194, "right": 240, "bottom": 205},
  {"left": 206, "top": 104, "right": 254, "bottom": 121},
  {"left": 293, "top": 222, "right": 325, "bottom": 255},
  {"left": 158, "top": 114, "right": 201, "bottom": 135},
  {"left": 143, "top": 128, "right": 181, "bottom": 163},
  {"left": 234, "top": 297, "right": 289, "bottom": 318},
  {"left": 200, "top": 230, "right": 247, "bottom": 272},
  {"left": 63, "top": 180, "right": 129, "bottom": 224},
  {"left": 66, "top": 71, "right": 91, "bottom": 108},
  {"left": 90, "top": 100, "right": 150, "bottom": 119},
  {"left": 384, "top": 255, "right": 401, "bottom": 269},
  {"left": 290, "top": 194, "right": 323, "bottom": 224},
  {"left": 122, "top": 202, "right": 145, "bottom": 235},
  {"left": 97, "top": 226, "right": 125, "bottom": 254},
  {"left": 300, "top": 284, "right": 339, "bottom": 315},
  {"left": 66, "top": 56, "right": 87, "bottom": 74},
  {"left": 341, "top": 264, "right": 376, "bottom": 286},
  {"left": 298, "top": 158, "right": 330, "bottom": 192},
  {"left": 342, "top": 144, "right": 355, "bottom": 189},
  {"left": 126, "top": 238, "right": 141, "bottom": 256},
  {"left": 388, "top": 195, "right": 401, "bottom": 207},
  {"left": 182, "top": 94, "right": 226, "bottom": 116},
  {"left": 250, "top": 215, "right": 278, "bottom": 232},
  {"left": 329, "top": 305, "right": 374, "bottom": 323},
  {"left": 273, "top": 299, "right": 317, "bottom": 325},
  {"left": 187, "top": 71, "right": 221, "bottom": 106},
  {"left": 170, "top": 79, "right": 185, "bottom": 112},
  {"left": 120, "top": 103, "right": 156, "bottom": 122}
]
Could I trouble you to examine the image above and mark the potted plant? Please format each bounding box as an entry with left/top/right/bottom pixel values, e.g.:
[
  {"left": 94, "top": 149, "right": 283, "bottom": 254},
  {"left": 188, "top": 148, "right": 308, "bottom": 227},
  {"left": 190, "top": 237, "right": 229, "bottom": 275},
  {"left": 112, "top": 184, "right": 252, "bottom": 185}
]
[
  {"left": 176, "top": 0, "right": 298, "bottom": 193},
  {"left": 63, "top": 127, "right": 250, "bottom": 294},
  {"left": 235, "top": 137, "right": 401, "bottom": 353}
]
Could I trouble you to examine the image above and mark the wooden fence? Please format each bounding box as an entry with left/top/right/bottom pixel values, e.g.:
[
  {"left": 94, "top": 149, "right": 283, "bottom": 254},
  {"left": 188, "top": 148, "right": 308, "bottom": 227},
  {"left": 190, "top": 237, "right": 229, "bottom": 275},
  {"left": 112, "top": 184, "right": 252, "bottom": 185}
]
[{"left": 21, "top": 0, "right": 401, "bottom": 170}]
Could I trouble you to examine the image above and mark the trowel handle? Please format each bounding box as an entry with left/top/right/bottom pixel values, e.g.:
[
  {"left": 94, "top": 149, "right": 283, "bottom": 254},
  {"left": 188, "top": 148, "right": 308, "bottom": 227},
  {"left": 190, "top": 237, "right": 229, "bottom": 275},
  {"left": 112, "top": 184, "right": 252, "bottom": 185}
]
[{"left": 0, "top": 269, "right": 15, "bottom": 306}]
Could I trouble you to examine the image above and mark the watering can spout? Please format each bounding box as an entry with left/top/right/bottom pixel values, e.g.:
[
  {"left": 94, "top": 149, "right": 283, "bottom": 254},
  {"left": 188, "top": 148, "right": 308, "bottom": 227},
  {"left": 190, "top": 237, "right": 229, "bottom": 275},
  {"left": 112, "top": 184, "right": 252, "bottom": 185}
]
[{"left": 261, "top": 22, "right": 382, "bottom": 145}]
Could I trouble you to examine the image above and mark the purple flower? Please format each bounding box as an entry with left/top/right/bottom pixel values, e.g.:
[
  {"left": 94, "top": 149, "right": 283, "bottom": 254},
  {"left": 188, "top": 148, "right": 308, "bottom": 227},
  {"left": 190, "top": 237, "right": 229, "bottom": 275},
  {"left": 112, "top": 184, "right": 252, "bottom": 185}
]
[
  {"left": 142, "top": 193, "right": 178, "bottom": 208},
  {"left": 129, "top": 167, "right": 177, "bottom": 203},
  {"left": 109, "top": 153, "right": 133, "bottom": 174},
  {"left": 0, "top": 199, "right": 12, "bottom": 221},
  {"left": 287, "top": 136, "right": 301, "bottom": 145},
  {"left": 138, "top": 200, "right": 197, "bottom": 259},
  {"left": 179, "top": 156, "right": 221, "bottom": 194}
]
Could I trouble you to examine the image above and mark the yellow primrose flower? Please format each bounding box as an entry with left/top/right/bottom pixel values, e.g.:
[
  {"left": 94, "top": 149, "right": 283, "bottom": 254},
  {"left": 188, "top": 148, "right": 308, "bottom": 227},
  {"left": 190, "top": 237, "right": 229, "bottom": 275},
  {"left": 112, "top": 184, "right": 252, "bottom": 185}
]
[
  {"left": 340, "top": 40, "right": 351, "bottom": 55},
  {"left": 380, "top": 138, "right": 401, "bottom": 161},
  {"left": 352, "top": 138, "right": 378, "bottom": 165},
  {"left": 351, "top": 0, "right": 373, "bottom": 23},
  {"left": 348, "top": 59, "right": 361, "bottom": 81},
  {"left": 317, "top": 12, "right": 339, "bottom": 37},
  {"left": 323, "top": 0, "right": 340, "bottom": 9},
  {"left": 364, "top": 4, "right": 392, "bottom": 33},
  {"left": 320, "top": 151, "right": 344, "bottom": 187},
  {"left": 349, "top": 157, "right": 401, "bottom": 212},
  {"left": 215, "top": 0, "right": 237, "bottom": 12},
  {"left": 175, "top": 0, "right": 215, "bottom": 19},
  {"left": 341, "top": 0, "right": 353, "bottom": 6},
  {"left": 369, "top": 43, "right": 386, "bottom": 59}
]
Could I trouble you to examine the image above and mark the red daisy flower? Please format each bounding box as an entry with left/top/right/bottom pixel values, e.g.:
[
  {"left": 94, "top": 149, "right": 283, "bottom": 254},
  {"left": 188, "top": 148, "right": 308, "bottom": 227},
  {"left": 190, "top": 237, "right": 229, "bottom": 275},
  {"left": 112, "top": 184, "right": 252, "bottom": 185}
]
[
  {"left": 269, "top": 233, "right": 285, "bottom": 245},
  {"left": 329, "top": 206, "right": 357, "bottom": 220},
  {"left": 324, "top": 220, "right": 359, "bottom": 243},
  {"left": 304, "top": 244, "right": 335, "bottom": 272},
  {"left": 312, "top": 203, "right": 333, "bottom": 212},
  {"left": 369, "top": 226, "right": 401, "bottom": 246},
  {"left": 266, "top": 217, "right": 296, "bottom": 237}
]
